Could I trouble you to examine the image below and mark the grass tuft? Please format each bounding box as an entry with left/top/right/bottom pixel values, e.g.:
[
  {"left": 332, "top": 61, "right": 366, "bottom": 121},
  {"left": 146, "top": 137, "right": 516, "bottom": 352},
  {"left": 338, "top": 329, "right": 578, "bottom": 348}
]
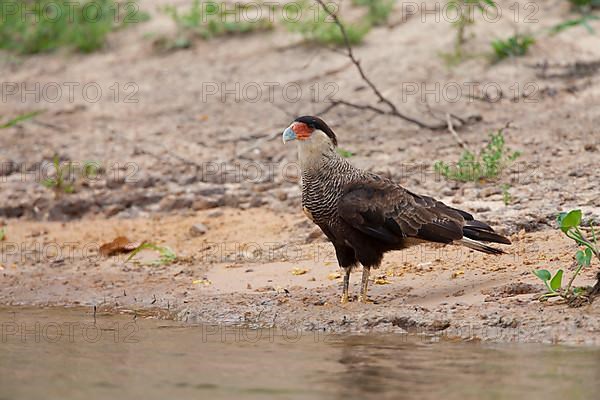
[
  {"left": 0, "top": 0, "right": 147, "bottom": 54},
  {"left": 491, "top": 34, "right": 535, "bottom": 61},
  {"left": 162, "top": 0, "right": 272, "bottom": 47},
  {"left": 284, "top": 1, "right": 370, "bottom": 46},
  {"left": 0, "top": 110, "right": 44, "bottom": 128},
  {"left": 434, "top": 129, "right": 521, "bottom": 182}
]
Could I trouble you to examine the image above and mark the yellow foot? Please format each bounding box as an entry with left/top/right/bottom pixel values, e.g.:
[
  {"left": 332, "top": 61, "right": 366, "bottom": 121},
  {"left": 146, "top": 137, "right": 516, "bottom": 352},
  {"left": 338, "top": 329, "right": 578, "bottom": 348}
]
[
  {"left": 340, "top": 294, "right": 349, "bottom": 304},
  {"left": 358, "top": 296, "right": 374, "bottom": 304}
]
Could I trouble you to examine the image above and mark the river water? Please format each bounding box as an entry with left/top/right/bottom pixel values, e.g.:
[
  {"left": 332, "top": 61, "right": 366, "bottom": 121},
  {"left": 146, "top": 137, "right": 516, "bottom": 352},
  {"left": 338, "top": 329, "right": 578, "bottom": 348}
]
[{"left": 0, "top": 307, "right": 599, "bottom": 400}]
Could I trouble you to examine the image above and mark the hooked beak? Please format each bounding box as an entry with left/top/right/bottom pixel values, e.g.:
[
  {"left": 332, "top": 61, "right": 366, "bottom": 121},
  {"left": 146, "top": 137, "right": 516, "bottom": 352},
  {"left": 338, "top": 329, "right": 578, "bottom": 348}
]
[{"left": 282, "top": 126, "right": 296, "bottom": 144}]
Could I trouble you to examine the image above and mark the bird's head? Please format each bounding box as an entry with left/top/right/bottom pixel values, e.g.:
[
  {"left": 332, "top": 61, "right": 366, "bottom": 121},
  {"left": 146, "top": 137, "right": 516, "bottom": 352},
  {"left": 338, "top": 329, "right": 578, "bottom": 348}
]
[{"left": 282, "top": 116, "right": 338, "bottom": 148}]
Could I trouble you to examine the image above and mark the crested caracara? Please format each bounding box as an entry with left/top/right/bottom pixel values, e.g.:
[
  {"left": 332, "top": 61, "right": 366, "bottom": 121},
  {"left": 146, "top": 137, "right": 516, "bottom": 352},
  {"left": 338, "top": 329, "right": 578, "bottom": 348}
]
[{"left": 283, "top": 116, "right": 511, "bottom": 303}]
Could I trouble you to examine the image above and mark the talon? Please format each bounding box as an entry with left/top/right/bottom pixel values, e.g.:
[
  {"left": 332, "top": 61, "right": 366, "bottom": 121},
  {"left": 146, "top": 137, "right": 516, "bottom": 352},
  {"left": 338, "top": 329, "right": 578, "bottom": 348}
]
[{"left": 358, "top": 296, "right": 373, "bottom": 304}]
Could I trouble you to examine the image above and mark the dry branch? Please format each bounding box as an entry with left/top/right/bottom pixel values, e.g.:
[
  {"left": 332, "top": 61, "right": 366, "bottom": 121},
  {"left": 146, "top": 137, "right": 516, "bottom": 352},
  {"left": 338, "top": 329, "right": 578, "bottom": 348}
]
[
  {"left": 445, "top": 113, "right": 470, "bottom": 151},
  {"left": 313, "top": 0, "right": 448, "bottom": 130}
]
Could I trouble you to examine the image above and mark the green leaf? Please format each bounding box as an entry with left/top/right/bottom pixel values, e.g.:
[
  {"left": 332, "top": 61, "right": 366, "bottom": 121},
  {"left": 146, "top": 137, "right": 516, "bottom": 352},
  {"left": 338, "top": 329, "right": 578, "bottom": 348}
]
[
  {"left": 585, "top": 248, "right": 593, "bottom": 265},
  {"left": 42, "top": 178, "right": 57, "bottom": 188},
  {"left": 0, "top": 110, "right": 44, "bottom": 129},
  {"left": 550, "top": 269, "right": 563, "bottom": 291},
  {"left": 557, "top": 209, "right": 582, "bottom": 233},
  {"left": 550, "top": 15, "right": 599, "bottom": 35},
  {"left": 126, "top": 242, "right": 177, "bottom": 266},
  {"left": 576, "top": 249, "right": 592, "bottom": 266},
  {"left": 533, "top": 269, "right": 551, "bottom": 282},
  {"left": 337, "top": 148, "right": 354, "bottom": 158}
]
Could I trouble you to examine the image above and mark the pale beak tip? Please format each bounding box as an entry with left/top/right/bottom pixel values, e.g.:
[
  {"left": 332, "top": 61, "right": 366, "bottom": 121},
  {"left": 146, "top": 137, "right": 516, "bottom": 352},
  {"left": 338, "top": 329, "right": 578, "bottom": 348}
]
[{"left": 282, "top": 126, "right": 297, "bottom": 144}]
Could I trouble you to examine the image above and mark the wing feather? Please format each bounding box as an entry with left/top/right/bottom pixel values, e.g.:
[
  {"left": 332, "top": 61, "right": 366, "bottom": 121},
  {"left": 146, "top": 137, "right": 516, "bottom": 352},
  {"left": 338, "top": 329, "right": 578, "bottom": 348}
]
[{"left": 338, "top": 179, "right": 465, "bottom": 245}]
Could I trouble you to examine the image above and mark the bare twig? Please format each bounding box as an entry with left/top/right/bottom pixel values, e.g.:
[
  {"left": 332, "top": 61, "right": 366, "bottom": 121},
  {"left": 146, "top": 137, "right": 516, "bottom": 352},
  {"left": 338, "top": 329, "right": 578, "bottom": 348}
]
[
  {"left": 445, "top": 113, "right": 470, "bottom": 151},
  {"left": 330, "top": 99, "right": 388, "bottom": 115},
  {"left": 313, "top": 0, "right": 446, "bottom": 130},
  {"left": 315, "top": 101, "right": 340, "bottom": 115}
]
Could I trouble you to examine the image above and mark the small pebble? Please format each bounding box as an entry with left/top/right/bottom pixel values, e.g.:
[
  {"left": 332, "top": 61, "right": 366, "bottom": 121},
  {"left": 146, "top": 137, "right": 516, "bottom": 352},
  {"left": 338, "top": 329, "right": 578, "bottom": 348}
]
[{"left": 189, "top": 223, "right": 208, "bottom": 237}]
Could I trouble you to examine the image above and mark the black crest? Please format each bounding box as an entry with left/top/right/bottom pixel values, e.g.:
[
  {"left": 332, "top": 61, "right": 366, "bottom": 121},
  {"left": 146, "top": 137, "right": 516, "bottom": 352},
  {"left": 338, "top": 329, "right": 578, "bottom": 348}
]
[{"left": 294, "top": 116, "right": 338, "bottom": 146}]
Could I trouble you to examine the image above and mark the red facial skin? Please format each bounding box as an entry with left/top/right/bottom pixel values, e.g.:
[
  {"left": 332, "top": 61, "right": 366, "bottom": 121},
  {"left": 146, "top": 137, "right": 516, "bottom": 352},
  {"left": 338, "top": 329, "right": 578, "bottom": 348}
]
[{"left": 291, "top": 122, "right": 313, "bottom": 140}]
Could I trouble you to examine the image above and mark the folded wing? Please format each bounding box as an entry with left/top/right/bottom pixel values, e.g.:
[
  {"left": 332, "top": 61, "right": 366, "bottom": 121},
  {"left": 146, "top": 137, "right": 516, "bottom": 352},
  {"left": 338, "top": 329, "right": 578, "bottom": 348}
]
[{"left": 338, "top": 177, "right": 510, "bottom": 252}]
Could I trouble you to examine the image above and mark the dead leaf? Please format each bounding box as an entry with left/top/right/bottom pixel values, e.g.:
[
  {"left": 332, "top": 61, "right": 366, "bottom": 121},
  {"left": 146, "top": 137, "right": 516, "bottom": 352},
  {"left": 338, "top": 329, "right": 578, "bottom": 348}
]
[
  {"left": 451, "top": 270, "right": 465, "bottom": 279},
  {"left": 99, "top": 236, "right": 140, "bottom": 257},
  {"left": 192, "top": 279, "right": 212, "bottom": 285},
  {"left": 327, "top": 272, "right": 341, "bottom": 280},
  {"left": 374, "top": 276, "right": 391, "bottom": 285},
  {"left": 291, "top": 268, "right": 308, "bottom": 275}
]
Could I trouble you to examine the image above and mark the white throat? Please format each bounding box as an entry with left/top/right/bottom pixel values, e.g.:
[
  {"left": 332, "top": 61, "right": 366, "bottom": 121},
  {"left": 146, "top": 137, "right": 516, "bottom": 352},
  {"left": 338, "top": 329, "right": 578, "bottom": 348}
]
[{"left": 296, "top": 130, "right": 335, "bottom": 171}]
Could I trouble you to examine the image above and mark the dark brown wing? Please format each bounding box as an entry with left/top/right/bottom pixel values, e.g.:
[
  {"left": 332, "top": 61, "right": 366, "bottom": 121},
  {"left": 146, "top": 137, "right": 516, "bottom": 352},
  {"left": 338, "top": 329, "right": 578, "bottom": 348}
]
[{"left": 338, "top": 179, "right": 466, "bottom": 245}]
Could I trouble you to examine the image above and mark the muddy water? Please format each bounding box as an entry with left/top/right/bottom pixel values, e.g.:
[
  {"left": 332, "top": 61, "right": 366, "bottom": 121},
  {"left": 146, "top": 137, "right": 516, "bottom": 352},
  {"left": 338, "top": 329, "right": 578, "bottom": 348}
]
[{"left": 1, "top": 307, "right": 599, "bottom": 400}]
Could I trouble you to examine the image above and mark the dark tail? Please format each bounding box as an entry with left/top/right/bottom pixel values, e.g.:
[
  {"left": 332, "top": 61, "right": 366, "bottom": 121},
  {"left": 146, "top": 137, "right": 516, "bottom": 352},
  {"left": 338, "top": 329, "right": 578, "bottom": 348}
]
[{"left": 459, "top": 220, "right": 511, "bottom": 255}]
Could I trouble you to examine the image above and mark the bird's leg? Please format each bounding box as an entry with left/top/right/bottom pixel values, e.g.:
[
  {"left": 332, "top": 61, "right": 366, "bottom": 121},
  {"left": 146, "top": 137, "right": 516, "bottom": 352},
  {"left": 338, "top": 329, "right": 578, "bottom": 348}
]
[
  {"left": 340, "top": 268, "right": 350, "bottom": 304},
  {"left": 358, "top": 266, "right": 371, "bottom": 303}
]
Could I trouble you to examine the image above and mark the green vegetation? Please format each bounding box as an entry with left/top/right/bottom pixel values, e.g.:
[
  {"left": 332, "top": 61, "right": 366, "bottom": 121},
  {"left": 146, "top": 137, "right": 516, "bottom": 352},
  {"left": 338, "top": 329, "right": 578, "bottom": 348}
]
[
  {"left": 550, "top": 0, "right": 600, "bottom": 34},
  {"left": 337, "top": 148, "right": 354, "bottom": 158},
  {"left": 443, "top": 1, "right": 534, "bottom": 65},
  {"left": 0, "top": 228, "right": 5, "bottom": 242},
  {"left": 0, "top": 0, "right": 147, "bottom": 54},
  {"left": 162, "top": 0, "right": 272, "bottom": 48},
  {"left": 42, "top": 155, "right": 75, "bottom": 196},
  {"left": 442, "top": 0, "right": 496, "bottom": 65},
  {"left": 160, "top": 0, "right": 395, "bottom": 48},
  {"left": 285, "top": 0, "right": 394, "bottom": 46},
  {"left": 284, "top": 1, "right": 370, "bottom": 46},
  {"left": 534, "top": 210, "right": 600, "bottom": 303},
  {"left": 491, "top": 34, "right": 535, "bottom": 62},
  {"left": 0, "top": 111, "right": 43, "bottom": 128},
  {"left": 434, "top": 129, "right": 521, "bottom": 182},
  {"left": 352, "top": 0, "right": 395, "bottom": 26},
  {"left": 41, "top": 157, "right": 101, "bottom": 196},
  {"left": 568, "top": 0, "right": 600, "bottom": 12},
  {"left": 550, "top": 15, "right": 599, "bottom": 34},
  {"left": 501, "top": 183, "right": 512, "bottom": 205},
  {"left": 126, "top": 243, "right": 178, "bottom": 266}
]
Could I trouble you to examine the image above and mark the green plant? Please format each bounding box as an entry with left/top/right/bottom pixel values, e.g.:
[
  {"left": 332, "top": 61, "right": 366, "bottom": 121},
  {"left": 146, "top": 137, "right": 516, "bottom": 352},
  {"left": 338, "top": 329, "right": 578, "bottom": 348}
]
[
  {"left": 0, "top": 111, "right": 44, "bottom": 128},
  {"left": 434, "top": 129, "right": 521, "bottom": 182},
  {"left": 126, "top": 243, "right": 178, "bottom": 266},
  {"left": 41, "top": 155, "right": 75, "bottom": 196},
  {"left": 0, "top": 228, "right": 5, "bottom": 241},
  {"left": 442, "top": 0, "right": 496, "bottom": 64},
  {"left": 550, "top": 15, "right": 599, "bottom": 34},
  {"left": 550, "top": 1, "right": 600, "bottom": 34},
  {"left": 0, "top": 0, "right": 147, "bottom": 54},
  {"left": 491, "top": 34, "right": 535, "bottom": 61},
  {"left": 533, "top": 210, "right": 600, "bottom": 302},
  {"left": 162, "top": 0, "right": 272, "bottom": 44},
  {"left": 352, "top": 0, "right": 395, "bottom": 26},
  {"left": 82, "top": 161, "right": 100, "bottom": 180},
  {"left": 337, "top": 148, "right": 354, "bottom": 158},
  {"left": 568, "top": 0, "right": 600, "bottom": 12},
  {"left": 284, "top": 1, "right": 370, "bottom": 46},
  {"left": 501, "top": 184, "right": 512, "bottom": 205}
]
